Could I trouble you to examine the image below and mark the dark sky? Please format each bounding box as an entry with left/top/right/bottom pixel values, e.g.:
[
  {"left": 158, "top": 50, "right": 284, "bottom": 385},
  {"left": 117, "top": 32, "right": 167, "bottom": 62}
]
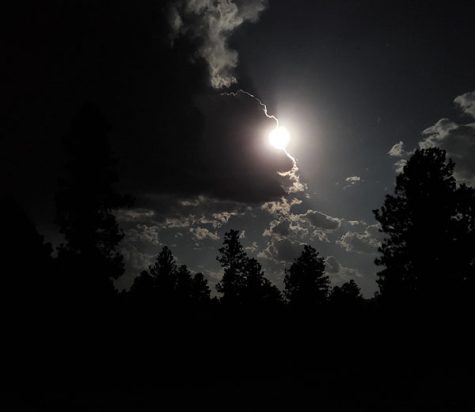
[{"left": 2, "top": 0, "right": 475, "bottom": 296}]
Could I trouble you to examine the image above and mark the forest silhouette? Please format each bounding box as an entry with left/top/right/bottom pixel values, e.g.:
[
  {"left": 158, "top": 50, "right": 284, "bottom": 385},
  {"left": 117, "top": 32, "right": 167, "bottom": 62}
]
[{"left": 2, "top": 105, "right": 475, "bottom": 410}]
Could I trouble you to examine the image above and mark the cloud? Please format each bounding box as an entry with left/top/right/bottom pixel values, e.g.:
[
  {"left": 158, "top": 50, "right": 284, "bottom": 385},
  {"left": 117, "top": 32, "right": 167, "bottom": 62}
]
[
  {"left": 116, "top": 194, "right": 249, "bottom": 288},
  {"left": 115, "top": 209, "right": 155, "bottom": 223},
  {"left": 337, "top": 224, "right": 382, "bottom": 255},
  {"left": 259, "top": 237, "right": 302, "bottom": 263},
  {"left": 193, "top": 91, "right": 295, "bottom": 201},
  {"left": 324, "top": 256, "right": 365, "bottom": 289},
  {"left": 454, "top": 90, "right": 475, "bottom": 119},
  {"left": 169, "top": 0, "right": 268, "bottom": 88},
  {"left": 190, "top": 226, "right": 219, "bottom": 241},
  {"left": 262, "top": 199, "right": 341, "bottom": 241},
  {"left": 388, "top": 141, "right": 411, "bottom": 174},
  {"left": 278, "top": 155, "right": 308, "bottom": 195},
  {"left": 325, "top": 256, "right": 340, "bottom": 274},
  {"left": 304, "top": 210, "right": 341, "bottom": 231},
  {"left": 345, "top": 176, "right": 361, "bottom": 183},
  {"left": 331, "top": 265, "right": 363, "bottom": 284},
  {"left": 393, "top": 159, "right": 408, "bottom": 174},
  {"left": 211, "top": 211, "right": 234, "bottom": 227},
  {"left": 120, "top": 244, "right": 154, "bottom": 275},
  {"left": 388, "top": 141, "right": 405, "bottom": 157},
  {"left": 119, "top": 196, "right": 244, "bottom": 232},
  {"left": 116, "top": 195, "right": 244, "bottom": 269},
  {"left": 121, "top": 90, "right": 296, "bottom": 204},
  {"left": 245, "top": 241, "right": 259, "bottom": 254},
  {"left": 264, "top": 219, "right": 290, "bottom": 237},
  {"left": 420, "top": 118, "right": 475, "bottom": 185},
  {"left": 343, "top": 175, "right": 363, "bottom": 189},
  {"left": 389, "top": 91, "right": 475, "bottom": 184},
  {"left": 261, "top": 197, "right": 302, "bottom": 217},
  {"left": 2, "top": 1, "right": 292, "bottom": 208},
  {"left": 260, "top": 203, "right": 343, "bottom": 264}
]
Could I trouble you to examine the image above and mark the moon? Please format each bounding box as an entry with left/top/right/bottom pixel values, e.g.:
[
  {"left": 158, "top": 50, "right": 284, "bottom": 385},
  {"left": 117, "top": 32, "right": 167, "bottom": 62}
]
[{"left": 269, "top": 126, "right": 290, "bottom": 150}]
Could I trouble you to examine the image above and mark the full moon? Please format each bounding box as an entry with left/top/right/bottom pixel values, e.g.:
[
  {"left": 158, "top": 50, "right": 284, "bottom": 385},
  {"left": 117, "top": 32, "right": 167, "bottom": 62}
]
[{"left": 269, "top": 126, "right": 290, "bottom": 150}]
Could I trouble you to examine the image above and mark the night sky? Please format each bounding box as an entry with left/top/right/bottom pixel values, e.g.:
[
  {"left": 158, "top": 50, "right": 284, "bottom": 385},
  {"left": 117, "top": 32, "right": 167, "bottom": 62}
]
[{"left": 3, "top": 0, "right": 475, "bottom": 296}]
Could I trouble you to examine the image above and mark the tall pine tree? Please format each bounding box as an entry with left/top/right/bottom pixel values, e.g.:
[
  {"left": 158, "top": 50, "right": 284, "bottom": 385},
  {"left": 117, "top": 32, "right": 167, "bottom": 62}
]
[
  {"left": 216, "top": 230, "right": 248, "bottom": 304},
  {"left": 284, "top": 245, "right": 330, "bottom": 306},
  {"left": 374, "top": 147, "right": 475, "bottom": 305},
  {"left": 55, "top": 104, "right": 131, "bottom": 304},
  {"left": 216, "top": 230, "right": 282, "bottom": 305}
]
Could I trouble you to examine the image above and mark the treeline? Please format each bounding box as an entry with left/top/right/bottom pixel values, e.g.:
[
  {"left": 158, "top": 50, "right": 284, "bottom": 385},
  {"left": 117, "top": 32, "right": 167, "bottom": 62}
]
[
  {"left": 2, "top": 105, "right": 475, "bottom": 315},
  {"left": 127, "top": 231, "right": 364, "bottom": 309}
]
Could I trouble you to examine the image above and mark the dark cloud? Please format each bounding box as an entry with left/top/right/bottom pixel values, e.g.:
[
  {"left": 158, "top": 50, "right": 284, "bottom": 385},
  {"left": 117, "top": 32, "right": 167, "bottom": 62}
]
[
  {"left": 1, "top": 1, "right": 204, "bottom": 216},
  {"left": 189, "top": 91, "right": 294, "bottom": 202},
  {"left": 1, "top": 0, "right": 295, "bottom": 225},
  {"left": 127, "top": 89, "right": 293, "bottom": 204}
]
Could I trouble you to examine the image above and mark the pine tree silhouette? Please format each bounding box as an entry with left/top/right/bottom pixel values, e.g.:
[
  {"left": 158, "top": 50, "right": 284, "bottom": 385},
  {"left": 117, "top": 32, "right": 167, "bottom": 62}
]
[
  {"left": 55, "top": 103, "right": 132, "bottom": 306},
  {"left": 130, "top": 246, "right": 210, "bottom": 307},
  {"left": 374, "top": 147, "right": 475, "bottom": 305},
  {"left": 216, "top": 230, "right": 282, "bottom": 305},
  {"left": 0, "top": 199, "right": 52, "bottom": 315},
  {"left": 241, "top": 258, "right": 283, "bottom": 306},
  {"left": 329, "top": 280, "right": 364, "bottom": 306},
  {"left": 149, "top": 246, "right": 177, "bottom": 303},
  {"left": 216, "top": 230, "right": 248, "bottom": 304},
  {"left": 284, "top": 245, "right": 330, "bottom": 306},
  {"left": 190, "top": 272, "right": 212, "bottom": 305}
]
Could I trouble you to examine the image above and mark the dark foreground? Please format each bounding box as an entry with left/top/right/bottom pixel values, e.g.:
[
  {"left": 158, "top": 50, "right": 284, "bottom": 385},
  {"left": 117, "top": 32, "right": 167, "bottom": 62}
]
[{"left": 2, "top": 304, "right": 474, "bottom": 411}]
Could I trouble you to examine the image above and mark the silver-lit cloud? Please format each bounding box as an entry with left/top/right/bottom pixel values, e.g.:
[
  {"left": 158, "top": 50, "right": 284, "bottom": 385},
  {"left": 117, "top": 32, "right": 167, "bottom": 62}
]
[{"left": 169, "top": 0, "right": 268, "bottom": 88}]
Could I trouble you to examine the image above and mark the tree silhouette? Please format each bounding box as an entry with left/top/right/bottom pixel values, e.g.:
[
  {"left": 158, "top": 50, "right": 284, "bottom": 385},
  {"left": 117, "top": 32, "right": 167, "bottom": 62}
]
[
  {"left": 216, "top": 230, "right": 282, "bottom": 305},
  {"left": 128, "top": 270, "right": 154, "bottom": 302},
  {"left": 453, "top": 183, "right": 475, "bottom": 300},
  {"left": 130, "top": 246, "right": 210, "bottom": 306},
  {"left": 0, "top": 199, "right": 52, "bottom": 313},
  {"left": 284, "top": 245, "right": 330, "bottom": 306},
  {"left": 216, "top": 230, "right": 248, "bottom": 304},
  {"left": 374, "top": 147, "right": 475, "bottom": 305},
  {"left": 190, "top": 272, "right": 212, "bottom": 305},
  {"left": 55, "top": 104, "right": 132, "bottom": 304},
  {"left": 149, "top": 246, "right": 177, "bottom": 302},
  {"left": 175, "top": 264, "right": 211, "bottom": 305},
  {"left": 241, "top": 258, "right": 283, "bottom": 306},
  {"left": 175, "top": 264, "right": 194, "bottom": 304},
  {"left": 329, "top": 280, "right": 364, "bottom": 306}
]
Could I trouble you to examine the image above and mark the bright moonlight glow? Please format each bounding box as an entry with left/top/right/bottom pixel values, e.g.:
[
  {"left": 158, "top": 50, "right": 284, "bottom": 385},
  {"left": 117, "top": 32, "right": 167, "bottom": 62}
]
[{"left": 269, "top": 126, "right": 290, "bottom": 150}]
